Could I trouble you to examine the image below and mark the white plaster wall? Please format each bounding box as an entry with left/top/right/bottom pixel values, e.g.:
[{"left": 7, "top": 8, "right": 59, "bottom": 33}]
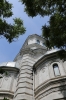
[
  {"left": 35, "top": 59, "right": 66, "bottom": 100},
  {"left": 1, "top": 76, "right": 12, "bottom": 90},
  {"left": 34, "top": 60, "right": 66, "bottom": 89},
  {"left": 35, "top": 71, "right": 39, "bottom": 89},
  {"left": 63, "top": 61, "right": 66, "bottom": 74},
  {"left": 35, "top": 65, "right": 50, "bottom": 89},
  {"left": 31, "top": 47, "right": 37, "bottom": 49},
  {"left": 59, "top": 61, "right": 66, "bottom": 76},
  {"left": 39, "top": 66, "right": 50, "bottom": 85},
  {"left": 12, "top": 76, "right": 17, "bottom": 92},
  {"left": 28, "top": 38, "right": 45, "bottom": 47},
  {"left": 40, "top": 41, "right": 45, "bottom": 47},
  {"left": 28, "top": 38, "right": 36, "bottom": 45},
  {"left": 15, "top": 94, "right": 33, "bottom": 100},
  {"left": 0, "top": 72, "right": 17, "bottom": 93}
]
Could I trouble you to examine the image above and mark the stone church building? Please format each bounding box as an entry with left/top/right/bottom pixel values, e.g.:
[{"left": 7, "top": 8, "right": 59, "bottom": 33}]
[{"left": 0, "top": 34, "right": 66, "bottom": 100}]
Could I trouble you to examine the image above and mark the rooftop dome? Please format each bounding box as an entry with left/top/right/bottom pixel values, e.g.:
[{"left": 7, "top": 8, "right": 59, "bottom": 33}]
[{"left": 0, "top": 62, "right": 19, "bottom": 69}]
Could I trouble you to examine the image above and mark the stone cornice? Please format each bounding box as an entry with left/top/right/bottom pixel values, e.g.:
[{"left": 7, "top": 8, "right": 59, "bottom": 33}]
[
  {"left": 20, "top": 48, "right": 35, "bottom": 55},
  {"left": 0, "top": 66, "right": 19, "bottom": 72},
  {"left": 33, "top": 51, "right": 59, "bottom": 69},
  {"left": 22, "top": 34, "right": 45, "bottom": 49},
  {"left": 0, "top": 90, "right": 14, "bottom": 97},
  {"left": 20, "top": 48, "right": 46, "bottom": 56},
  {"left": 14, "top": 34, "right": 46, "bottom": 61},
  {"left": 13, "top": 48, "right": 47, "bottom": 62},
  {"left": 35, "top": 76, "right": 66, "bottom": 99}
]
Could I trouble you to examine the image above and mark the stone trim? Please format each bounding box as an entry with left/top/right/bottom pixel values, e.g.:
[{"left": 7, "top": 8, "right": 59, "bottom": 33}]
[
  {"left": 16, "top": 86, "right": 33, "bottom": 92},
  {"left": 17, "top": 81, "right": 33, "bottom": 86},
  {"left": 35, "top": 87, "right": 66, "bottom": 100},
  {"left": 20, "top": 68, "right": 32, "bottom": 72},
  {"left": 19, "top": 76, "right": 33, "bottom": 80},
  {"left": 20, "top": 61, "right": 34, "bottom": 67},
  {"left": 0, "top": 66, "right": 19, "bottom": 72},
  {"left": 0, "top": 90, "right": 14, "bottom": 98},
  {"left": 16, "top": 86, "right": 33, "bottom": 91},
  {"left": 21, "top": 65, "right": 33, "bottom": 68},
  {"left": 17, "top": 78, "right": 33, "bottom": 84},
  {"left": 19, "top": 72, "right": 33, "bottom": 75},
  {"left": 15, "top": 92, "right": 33, "bottom": 97},
  {"left": 35, "top": 76, "right": 66, "bottom": 99},
  {"left": 34, "top": 51, "right": 59, "bottom": 69},
  {"left": 18, "top": 76, "right": 33, "bottom": 80}
]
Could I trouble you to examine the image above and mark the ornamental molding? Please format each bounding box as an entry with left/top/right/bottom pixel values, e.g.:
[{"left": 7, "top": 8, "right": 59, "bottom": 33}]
[
  {"left": 36, "top": 59, "right": 60, "bottom": 72},
  {"left": 35, "top": 76, "right": 66, "bottom": 99},
  {"left": 48, "top": 59, "right": 60, "bottom": 65},
  {"left": 34, "top": 52, "right": 59, "bottom": 68},
  {"left": 0, "top": 90, "right": 14, "bottom": 98},
  {"left": 35, "top": 86, "right": 66, "bottom": 100},
  {"left": 20, "top": 48, "right": 47, "bottom": 56}
]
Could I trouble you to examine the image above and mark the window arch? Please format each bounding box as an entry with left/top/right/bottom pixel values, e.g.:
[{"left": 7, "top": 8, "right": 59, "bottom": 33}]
[
  {"left": 36, "top": 40, "right": 40, "bottom": 44},
  {"left": 53, "top": 64, "right": 60, "bottom": 76}
]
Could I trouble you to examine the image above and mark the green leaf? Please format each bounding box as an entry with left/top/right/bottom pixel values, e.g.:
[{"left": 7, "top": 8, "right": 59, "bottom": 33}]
[{"left": 0, "top": 0, "right": 26, "bottom": 42}]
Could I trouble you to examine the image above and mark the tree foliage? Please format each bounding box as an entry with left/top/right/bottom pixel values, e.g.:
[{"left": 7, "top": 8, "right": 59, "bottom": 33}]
[
  {"left": 20, "top": 0, "right": 66, "bottom": 17},
  {"left": 20, "top": 0, "right": 66, "bottom": 59},
  {"left": 0, "top": 0, "right": 26, "bottom": 42},
  {"left": 3, "top": 97, "right": 9, "bottom": 100}
]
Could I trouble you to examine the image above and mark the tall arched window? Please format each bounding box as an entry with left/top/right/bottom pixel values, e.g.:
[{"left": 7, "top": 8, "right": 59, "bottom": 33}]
[{"left": 53, "top": 64, "right": 60, "bottom": 76}]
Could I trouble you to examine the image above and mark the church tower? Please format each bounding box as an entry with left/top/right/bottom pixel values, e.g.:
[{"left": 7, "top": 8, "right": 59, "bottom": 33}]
[{"left": 13, "top": 34, "right": 47, "bottom": 100}]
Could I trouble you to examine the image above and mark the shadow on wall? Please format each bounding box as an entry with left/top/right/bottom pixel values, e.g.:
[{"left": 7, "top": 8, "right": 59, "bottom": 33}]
[{"left": 54, "top": 77, "right": 66, "bottom": 100}]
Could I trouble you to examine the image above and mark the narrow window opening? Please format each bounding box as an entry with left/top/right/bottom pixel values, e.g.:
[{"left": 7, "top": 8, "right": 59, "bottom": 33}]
[
  {"left": 42, "top": 42, "right": 45, "bottom": 46},
  {"left": 53, "top": 64, "right": 60, "bottom": 76},
  {"left": 37, "top": 40, "right": 40, "bottom": 44}
]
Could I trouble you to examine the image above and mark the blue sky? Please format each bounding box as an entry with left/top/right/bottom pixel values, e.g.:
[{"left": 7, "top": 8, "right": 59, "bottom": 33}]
[{"left": 0, "top": 0, "right": 49, "bottom": 63}]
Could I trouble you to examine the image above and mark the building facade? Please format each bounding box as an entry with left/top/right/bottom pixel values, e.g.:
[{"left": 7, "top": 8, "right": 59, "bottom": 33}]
[{"left": 0, "top": 34, "right": 66, "bottom": 100}]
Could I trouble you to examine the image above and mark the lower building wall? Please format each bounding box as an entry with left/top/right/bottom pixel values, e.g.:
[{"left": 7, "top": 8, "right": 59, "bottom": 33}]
[
  {"left": 38, "top": 90, "right": 66, "bottom": 100},
  {"left": 35, "top": 76, "right": 66, "bottom": 100}
]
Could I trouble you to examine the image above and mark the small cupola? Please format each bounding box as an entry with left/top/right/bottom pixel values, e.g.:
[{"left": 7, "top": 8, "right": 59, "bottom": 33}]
[{"left": 22, "top": 34, "right": 46, "bottom": 50}]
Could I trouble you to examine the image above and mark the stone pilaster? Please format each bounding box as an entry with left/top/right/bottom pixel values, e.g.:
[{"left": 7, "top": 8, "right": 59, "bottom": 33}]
[{"left": 13, "top": 54, "right": 36, "bottom": 100}]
